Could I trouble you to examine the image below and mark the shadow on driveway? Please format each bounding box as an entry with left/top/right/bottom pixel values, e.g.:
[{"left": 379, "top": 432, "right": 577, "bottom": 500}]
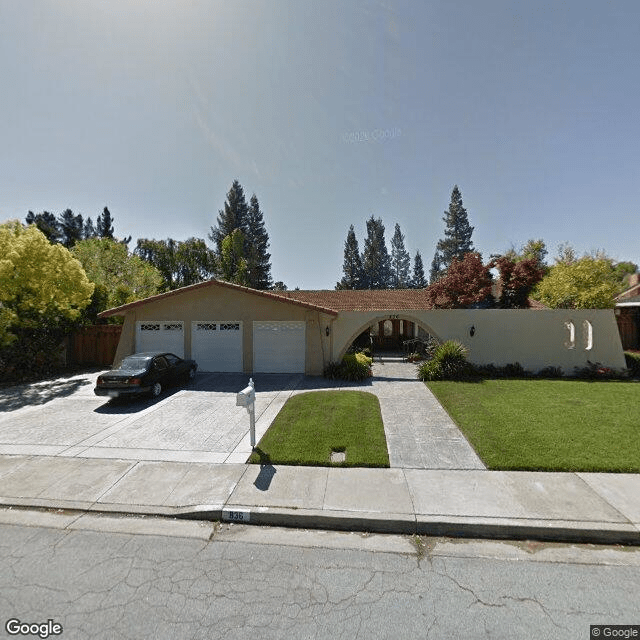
[{"left": 0, "top": 374, "right": 98, "bottom": 412}]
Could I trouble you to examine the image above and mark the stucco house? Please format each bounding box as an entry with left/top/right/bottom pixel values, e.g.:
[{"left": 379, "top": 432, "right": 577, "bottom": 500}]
[{"left": 99, "top": 279, "right": 627, "bottom": 375}]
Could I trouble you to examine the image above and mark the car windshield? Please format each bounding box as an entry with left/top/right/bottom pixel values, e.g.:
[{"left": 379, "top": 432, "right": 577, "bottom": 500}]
[{"left": 119, "top": 356, "right": 152, "bottom": 371}]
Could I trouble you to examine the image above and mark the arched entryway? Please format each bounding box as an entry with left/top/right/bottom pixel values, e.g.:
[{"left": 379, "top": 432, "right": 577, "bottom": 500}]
[{"left": 336, "top": 315, "right": 441, "bottom": 361}]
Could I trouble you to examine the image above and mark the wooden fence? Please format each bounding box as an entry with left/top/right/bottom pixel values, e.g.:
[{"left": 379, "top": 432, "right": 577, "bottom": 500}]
[{"left": 66, "top": 325, "right": 122, "bottom": 367}]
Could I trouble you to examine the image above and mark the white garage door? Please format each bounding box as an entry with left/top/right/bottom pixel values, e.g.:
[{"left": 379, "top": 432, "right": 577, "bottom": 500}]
[
  {"left": 253, "top": 321, "right": 306, "bottom": 373},
  {"left": 191, "top": 321, "right": 243, "bottom": 372},
  {"left": 136, "top": 321, "right": 184, "bottom": 357}
]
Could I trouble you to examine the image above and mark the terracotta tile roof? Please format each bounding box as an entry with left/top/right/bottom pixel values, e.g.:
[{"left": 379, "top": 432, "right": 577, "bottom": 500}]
[
  {"left": 275, "top": 288, "right": 548, "bottom": 311},
  {"left": 271, "top": 289, "right": 434, "bottom": 311}
]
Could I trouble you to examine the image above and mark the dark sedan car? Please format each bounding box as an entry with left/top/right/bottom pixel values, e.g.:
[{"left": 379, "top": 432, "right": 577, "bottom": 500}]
[{"left": 94, "top": 352, "right": 197, "bottom": 399}]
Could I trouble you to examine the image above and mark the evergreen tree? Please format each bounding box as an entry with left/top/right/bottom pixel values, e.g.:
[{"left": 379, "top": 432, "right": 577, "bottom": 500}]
[
  {"left": 336, "top": 225, "right": 364, "bottom": 290},
  {"left": 390, "top": 223, "right": 411, "bottom": 288},
  {"left": 82, "top": 217, "right": 97, "bottom": 239},
  {"left": 245, "top": 194, "right": 272, "bottom": 289},
  {"left": 435, "top": 185, "right": 474, "bottom": 272},
  {"left": 429, "top": 250, "right": 443, "bottom": 284},
  {"left": 412, "top": 251, "right": 427, "bottom": 288},
  {"left": 208, "top": 180, "right": 249, "bottom": 255},
  {"left": 361, "top": 216, "right": 391, "bottom": 289},
  {"left": 58, "top": 209, "right": 84, "bottom": 248},
  {"left": 96, "top": 207, "right": 115, "bottom": 239},
  {"left": 25, "top": 211, "right": 61, "bottom": 244}
]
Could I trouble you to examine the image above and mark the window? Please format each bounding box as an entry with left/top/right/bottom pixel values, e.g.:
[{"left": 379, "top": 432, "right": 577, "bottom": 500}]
[
  {"left": 564, "top": 321, "right": 575, "bottom": 349},
  {"left": 583, "top": 320, "right": 593, "bottom": 351}
]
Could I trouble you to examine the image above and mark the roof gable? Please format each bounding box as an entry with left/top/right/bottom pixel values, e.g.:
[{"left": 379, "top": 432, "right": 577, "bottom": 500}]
[{"left": 98, "top": 279, "right": 339, "bottom": 318}]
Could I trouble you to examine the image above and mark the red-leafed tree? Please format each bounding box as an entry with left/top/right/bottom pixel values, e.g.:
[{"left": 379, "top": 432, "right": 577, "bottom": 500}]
[
  {"left": 490, "top": 256, "right": 544, "bottom": 308},
  {"left": 424, "top": 252, "right": 494, "bottom": 308}
]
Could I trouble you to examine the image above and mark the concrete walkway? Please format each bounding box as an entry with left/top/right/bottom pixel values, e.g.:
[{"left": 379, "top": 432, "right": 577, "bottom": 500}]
[{"left": 0, "top": 454, "right": 639, "bottom": 544}]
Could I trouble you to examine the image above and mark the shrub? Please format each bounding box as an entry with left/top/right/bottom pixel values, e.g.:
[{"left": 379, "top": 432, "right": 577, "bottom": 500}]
[
  {"left": 625, "top": 352, "right": 640, "bottom": 378},
  {"left": 417, "top": 340, "right": 472, "bottom": 381},
  {"left": 341, "top": 353, "right": 373, "bottom": 381},
  {"left": 536, "top": 366, "right": 564, "bottom": 379},
  {"left": 573, "top": 360, "right": 624, "bottom": 380},
  {"left": 323, "top": 352, "right": 373, "bottom": 381}
]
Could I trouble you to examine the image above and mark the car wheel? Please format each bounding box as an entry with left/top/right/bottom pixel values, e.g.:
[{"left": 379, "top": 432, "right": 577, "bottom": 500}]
[{"left": 151, "top": 382, "right": 162, "bottom": 397}]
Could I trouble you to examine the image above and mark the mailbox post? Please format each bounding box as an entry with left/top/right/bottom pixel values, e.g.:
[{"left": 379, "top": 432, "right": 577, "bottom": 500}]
[{"left": 236, "top": 378, "right": 256, "bottom": 448}]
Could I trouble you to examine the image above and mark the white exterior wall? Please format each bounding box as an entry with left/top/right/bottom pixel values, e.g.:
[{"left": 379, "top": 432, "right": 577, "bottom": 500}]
[{"left": 331, "top": 309, "right": 626, "bottom": 373}]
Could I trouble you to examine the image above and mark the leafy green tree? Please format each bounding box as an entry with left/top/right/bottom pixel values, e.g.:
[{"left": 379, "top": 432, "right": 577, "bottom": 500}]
[
  {"left": 135, "top": 238, "right": 216, "bottom": 291},
  {"left": 272, "top": 281, "right": 288, "bottom": 291},
  {"left": 72, "top": 238, "right": 163, "bottom": 317},
  {"left": 246, "top": 194, "right": 272, "bottom": 289},
  {"left": 209, "top": 180, "right": 249, "bottom": 254},
  {"left": 336, "top": 225, "right": 364, "bottom": 290},
  {"left": 218, "top": 229, "right": 249, "bottom": 286},
  {"left": 0, "top": 221, "right": 94, "bottom": 328},
  {"left": 173, "top": 238, "right": 217, "bottom": 289},
  {"left": 0, "top": 222, "right": 94, "bottom": 380},
  {"left": 390, "top": 223, "right": 411, "bottom": 288},
  {"left": 435, "top": 185, "right": 475, "bottom": 273},
  {"left": 613, "top": 261, "right": 638, "bottom": 292},
  {"left": 412, "top": 251, "right": 427, "bottom": 289},
  {"left": 361, "top": 216, "right": 391, "bottom": 289},
  {"left": 534, "top": 256, "right": 619, "bottom": 308},
  {"left": 424, "top": 252, "right": 493, "bottom": 309}
]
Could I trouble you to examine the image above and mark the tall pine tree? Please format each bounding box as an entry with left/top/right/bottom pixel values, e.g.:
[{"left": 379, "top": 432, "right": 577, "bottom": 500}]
[
  {"left": 435, "top": 185, "right": 474, "bottom": 273},
  {"left": 245, "top": 194, "right": 272, "bottom": 289},
  {"left": 59, "top": 209, "right": 84, "bottom": 248},
  {"left": 429, "top": 250, "right": 443, "bottom": 284},
  {"left": 96, "top": 207, "right": 115, "bottom": 239},
  {"left": 209, "top": 180, "right": 249, "bottom": 255},
  {"left": 25, "top": 211, "right": 61, "bottom": 244},
  {"left": 390, "top": 223, "right": 411, "bottom": 288},
  {"left": 361, "top": 216, "right": 391, "bottom": 289},
  {"left": 412, "top": 251, "right": 427, "bottom": 288},
  {"left": 336, "top": 225, "right": 364, "bottom": 290}
]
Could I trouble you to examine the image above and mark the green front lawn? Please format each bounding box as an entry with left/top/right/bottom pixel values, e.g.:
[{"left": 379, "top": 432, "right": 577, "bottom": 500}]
[
  {"left": 428, "top": 379, "right": 640, "bottom": 472},
  {"left": 248, "top": 390, "right": 389, "bottom": 467}
]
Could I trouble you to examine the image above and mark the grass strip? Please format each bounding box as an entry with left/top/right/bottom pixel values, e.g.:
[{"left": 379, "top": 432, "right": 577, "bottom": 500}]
[{"left": 248, "top": 390, "right": 389, "bottom": 467}]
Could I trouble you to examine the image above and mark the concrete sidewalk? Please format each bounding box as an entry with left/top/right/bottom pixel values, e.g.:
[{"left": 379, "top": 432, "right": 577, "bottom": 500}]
[{"left": 1, "top": 454, "right": 639, "bottom": 545}]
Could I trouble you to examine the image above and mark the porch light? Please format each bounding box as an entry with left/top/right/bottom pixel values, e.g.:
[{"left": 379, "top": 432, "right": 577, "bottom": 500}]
[{"left": 325, "top": 326, "right": 330, "bottom": 337}]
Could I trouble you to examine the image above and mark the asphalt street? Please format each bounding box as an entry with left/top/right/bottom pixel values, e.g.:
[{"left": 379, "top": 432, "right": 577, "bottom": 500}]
[{"left": 1, "top": 511, "right": 639, "bottom": 640}]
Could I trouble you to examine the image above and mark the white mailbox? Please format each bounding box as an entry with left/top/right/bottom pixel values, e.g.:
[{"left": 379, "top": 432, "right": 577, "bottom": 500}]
[
  {"left": 236, "top": 382, "right": 255, "bottom": 407},
  {"left": 236, "top": 378, "right": 256, "bottom": 448}
]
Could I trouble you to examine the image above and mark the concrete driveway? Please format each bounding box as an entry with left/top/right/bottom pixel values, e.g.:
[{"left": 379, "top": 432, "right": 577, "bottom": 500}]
[{"left": 0, "top": 371, "right": 302, "bottom": 464}]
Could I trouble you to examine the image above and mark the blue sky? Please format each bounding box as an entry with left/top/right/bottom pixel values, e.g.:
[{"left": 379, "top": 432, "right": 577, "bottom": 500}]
[{"left": 1, "top": 0, "right": 639, "bottom": 289}]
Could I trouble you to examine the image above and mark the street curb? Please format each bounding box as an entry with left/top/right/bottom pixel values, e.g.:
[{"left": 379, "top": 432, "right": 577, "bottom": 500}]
[{"left": 3, "top": 498, "right": 639, "bottom": 546}]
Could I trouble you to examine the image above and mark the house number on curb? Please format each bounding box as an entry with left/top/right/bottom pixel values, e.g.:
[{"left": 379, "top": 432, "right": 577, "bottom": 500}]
[{"left": 222, "top": 509, "right": 251, "bottom": 523}]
